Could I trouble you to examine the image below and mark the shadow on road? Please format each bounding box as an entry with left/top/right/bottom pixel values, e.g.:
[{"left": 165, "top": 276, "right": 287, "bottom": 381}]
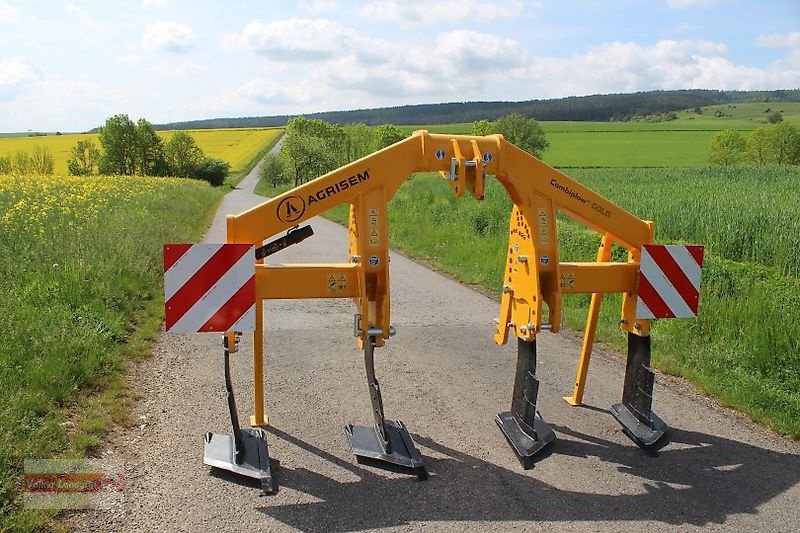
[{"left": 248, "top": 424, "right": 799, "bottom": 531}]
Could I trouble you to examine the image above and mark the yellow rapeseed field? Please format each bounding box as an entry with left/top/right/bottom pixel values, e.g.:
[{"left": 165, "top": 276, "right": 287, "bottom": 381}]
[
  {"left": 0, "top": 128, "right": 282, "bottom": 176},
  {"left": 0, "top": 174, "right": 190, "bottom": 237}
]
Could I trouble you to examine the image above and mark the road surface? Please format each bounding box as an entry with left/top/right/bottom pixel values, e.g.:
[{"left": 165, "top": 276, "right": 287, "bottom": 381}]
[{"left": 73, "top": 154, "right": 800, "bottom": 532}]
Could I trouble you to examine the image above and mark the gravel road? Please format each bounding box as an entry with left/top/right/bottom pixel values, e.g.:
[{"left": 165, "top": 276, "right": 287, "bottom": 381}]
[{"left": 72, "top": 150, "right": 800, "bottom": 532}]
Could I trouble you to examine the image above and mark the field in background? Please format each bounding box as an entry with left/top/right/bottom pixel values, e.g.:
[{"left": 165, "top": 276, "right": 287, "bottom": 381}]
[
  {"left": 0, "top": 128, "right": 282, "bottom": 176},
  {"left": 0, "top": 174, "right": 223, "bottom": 530},
  {"left": 400, "top": 102, "right": 800, "bottom": 167}
]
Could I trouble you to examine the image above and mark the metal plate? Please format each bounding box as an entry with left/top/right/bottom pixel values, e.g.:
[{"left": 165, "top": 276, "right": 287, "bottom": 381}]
[
  {"left": 345, "top": 420, "right": 427, "bottom": 480},
  {"left": 203, "top": 429, "right": 274, "bottom": 494},
  {"left": 496, "top": 411, "right": 556, "bottom": 469}
]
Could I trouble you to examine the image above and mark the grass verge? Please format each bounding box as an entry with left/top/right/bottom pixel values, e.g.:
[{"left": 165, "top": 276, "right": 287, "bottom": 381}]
[{"left": 0, "top": 174, "right": 223, "bottom": 531}]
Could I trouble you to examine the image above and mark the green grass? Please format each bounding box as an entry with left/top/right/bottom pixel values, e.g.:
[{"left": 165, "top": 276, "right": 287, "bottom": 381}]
[
  {"left": 0, "top": 174, "right": 223, "bottom": 531},
  {"left": 397, "top": 102, "right": 800, "bottom": 168},
  {"left": 258, "top": 166, "right": 800, "bottom": 438}
]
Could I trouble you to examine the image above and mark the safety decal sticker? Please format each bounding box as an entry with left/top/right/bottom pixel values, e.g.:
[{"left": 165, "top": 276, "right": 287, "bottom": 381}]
[
  {"left": 636, "top": 244, "right": 704, "bottom": 319},
  {"left": 163, "top": 243, "right": 256, "bottom": 333}
]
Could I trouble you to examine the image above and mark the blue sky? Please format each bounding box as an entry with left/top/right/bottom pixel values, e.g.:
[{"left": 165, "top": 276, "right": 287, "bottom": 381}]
[{"left": 1, "top": 0, "right": 798, "bottom": 132}]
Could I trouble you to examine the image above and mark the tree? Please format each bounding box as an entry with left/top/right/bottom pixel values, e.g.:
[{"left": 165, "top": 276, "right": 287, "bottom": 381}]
[
  {"left": 373, "top": 124, "right": 405, "bottom": 150},
  {"left": 709, "top": 129, "right": 746, "bottom": 165},
  {"left": 343, "top": 123, "right": 374, "bottom": 162},
  {"left": 259, "top": 154, "right": 288, "bottom": 187},
  {"left": 98, "top": 114, "right": 138, "bottom": 175},
  {"left": 766, "top": 111, "right": 784, "bottom": 124},
  {"left": 164, "top": 131, "right": 204, "bottom": 177},
  {"left": 134, "top": 118, "right": 167, "bottom": 175},
  {"left": 281, "top": 133, "right": 338, "bottom": 186},
  {"left": 194, "top": 158, "right": 230, "bottom": 186},
  {"left": 770, "top": 122, "right": 800, "bottom": 165},
  {"left": 745, "top": 127, "right": 773, "bottom": 165},
  {"left": 30, "top": 145, "right": 55, "bottom": 175},
  {"left": 493, "top": 113, "right": 549, "bottom": 158},
  {"left": 67, "top": 139, "right": 100, "bottom": 176},
  {"left": 471, "top": 119, "right": 494, "bottom": 136}
]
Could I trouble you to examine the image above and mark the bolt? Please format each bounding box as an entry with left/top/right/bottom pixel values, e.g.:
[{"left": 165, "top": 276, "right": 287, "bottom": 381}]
[
  {"left": 520, "top": 326, "right": 527, "bottom": 334},
  {"left": 518, "top": 255, "right": 528, "bottom": 263},
  {"left": 634, "top": 322, "right": 641, "bottom": 330},
  {"left": 351, "top": 255, "right": 361, "bottom": 263},
  {"left": 502, "top": 285, "right": 513, "bottom": 294}
]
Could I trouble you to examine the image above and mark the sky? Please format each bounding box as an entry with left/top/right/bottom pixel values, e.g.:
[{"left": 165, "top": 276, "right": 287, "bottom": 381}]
[{"left": 1, "top": 0, "right": 799, "bottom": 132}]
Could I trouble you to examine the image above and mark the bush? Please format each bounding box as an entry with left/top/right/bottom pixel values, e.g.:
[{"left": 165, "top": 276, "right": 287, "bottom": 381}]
[{"left": 193, "top": 157, "right": 230, "bottom": 186}]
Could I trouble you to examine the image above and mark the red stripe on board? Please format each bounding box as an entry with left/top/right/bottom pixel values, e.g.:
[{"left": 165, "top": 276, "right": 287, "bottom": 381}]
[
  {"left": 165, "top": 245, "right": 252, "bottom": 331},
  {"left": 687, "top": 245, "right": 704, "bottom": 267},
  {"left": 198, "top": 276, "right": 255, "bottom": 332},
  {"left": 638, "top": 275, "right": 675, "bottom": 319},
  {"left": 163, "top": 244, "right": 192, "bottom": 272},
  {"left": 646, "top": 245, "right": 700, "bottom": 314}
]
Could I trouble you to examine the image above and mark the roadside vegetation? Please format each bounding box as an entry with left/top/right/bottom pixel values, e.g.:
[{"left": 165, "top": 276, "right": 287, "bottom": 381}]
[
  {"left": 257, "top": 108, "right": 800, "bottom": 439},
  {"left": 0, "top": 115, "right": 279, "bottom": 531},
  {"left": 0, "top": 173, "right": 223, "bottom": 530}
]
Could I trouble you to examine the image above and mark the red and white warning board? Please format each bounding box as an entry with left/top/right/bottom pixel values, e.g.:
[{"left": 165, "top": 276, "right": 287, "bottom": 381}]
[
  {"left": 163, "top": 244, "right": 256, "bottom": 333},
  {"left": 636, "top": 244, "right": 704, "bottom": 319}
]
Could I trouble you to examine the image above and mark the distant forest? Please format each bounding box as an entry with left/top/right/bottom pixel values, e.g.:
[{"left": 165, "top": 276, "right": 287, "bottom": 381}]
[{"left": 155, "top": 89, "right": 800, "bottom": 130}]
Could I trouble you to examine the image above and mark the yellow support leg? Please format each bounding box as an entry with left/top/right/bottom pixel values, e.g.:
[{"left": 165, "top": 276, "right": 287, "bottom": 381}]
[
  {"left": 564, "top": 233, "right": 613, "bottom": 406},
  {"left": 564, "top": 291, "right": 604, "bottom": 406},
  {"left": 250, "top": 301, "right": 269, "bottom": 427}
]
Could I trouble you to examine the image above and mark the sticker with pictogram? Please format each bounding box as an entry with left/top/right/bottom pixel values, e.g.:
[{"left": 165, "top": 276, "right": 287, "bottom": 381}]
[
  {"left": 636, "top": 244, "right": 704, "bottom": 319},
  {"left": 163, "top": 244, "right": 256, "bottom": 333}
]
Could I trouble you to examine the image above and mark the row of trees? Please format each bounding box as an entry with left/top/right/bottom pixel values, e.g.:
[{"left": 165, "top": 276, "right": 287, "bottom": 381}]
[
  {"left": 260, "top": 114, "right": 549, "bottom": 188},
  {"left": 163, "top": 90, "right": 800, "bottom": 129},
  {"left": 709, "top": 122, "right": 800, "bottom": 166},
  {"left": 260, "top": 117, "right": 407, "bottom": 187},
  {"left": 0, "top": 145, "right": 56, "bottom": 175},
  {"left": 67, "top": 114, "right": 230, "bottom": 185}
]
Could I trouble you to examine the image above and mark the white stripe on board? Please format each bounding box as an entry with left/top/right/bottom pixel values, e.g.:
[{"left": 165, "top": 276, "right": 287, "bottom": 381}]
[
  {"left": 164, "top": 244, "right": 223, "bottom": 301},
  {"left": 168, "top": 251, "right": 254, "bottom": 333},
  {"left": 667, "top": 245, "right": 702, "bottom": 291},
  {"left": 228, "top": 305, "right": 256, "bottom": 332},
  {"left": 635, "top": 296, "right": 655, "bottom": 320}
]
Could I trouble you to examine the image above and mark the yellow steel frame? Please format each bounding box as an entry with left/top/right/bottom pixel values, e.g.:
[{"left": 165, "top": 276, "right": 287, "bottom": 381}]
[{"left": 226, "top": 131, "right": 654, "bottom": 425}]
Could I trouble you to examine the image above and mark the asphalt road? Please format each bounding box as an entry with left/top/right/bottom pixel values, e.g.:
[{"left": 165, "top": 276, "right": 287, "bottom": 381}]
[{"left": 73, "top": 155, "right": 800, "bottom": 532}]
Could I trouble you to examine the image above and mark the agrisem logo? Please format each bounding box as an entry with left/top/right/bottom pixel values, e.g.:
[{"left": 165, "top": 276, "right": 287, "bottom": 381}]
[{"left": 277, "top": 195, "right": 305, "bottom": 223}]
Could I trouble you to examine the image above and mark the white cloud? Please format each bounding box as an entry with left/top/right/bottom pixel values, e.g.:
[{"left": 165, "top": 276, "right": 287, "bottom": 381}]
[
  {"left": 523, "top": 39, "right": 794, "bottom": 98},
  {"left": 142, "top": 21, "right": 195, "bottom": 53},
  {"left": 0, "top": 1, "right": 18, "bottom": 22},
  {"left": 226, "top": 18, "right": 378, "bottom": 62},
  {"left": 65, "top": 3, "right": 100, "bottom": 29},
  {"left": 666, "top": 0, "right": 725, "bottom": 8},
  {"left": 299, "top": 0, "right": 338, "bottom": 14},
  {"left": 758, "top": 32, "right": 800, "bottom": 49},
  {"left": 359, "top": 0, "right": 525, "bottom": 26},
  {"left": 0, "top": 56, "right": 40, "bottom": 101}
]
